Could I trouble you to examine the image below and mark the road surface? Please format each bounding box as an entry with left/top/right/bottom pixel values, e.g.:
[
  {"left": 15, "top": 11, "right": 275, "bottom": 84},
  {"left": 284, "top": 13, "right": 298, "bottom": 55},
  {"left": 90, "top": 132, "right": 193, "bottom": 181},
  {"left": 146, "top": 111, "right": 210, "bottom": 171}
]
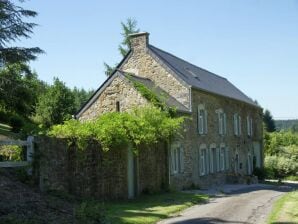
[{"left": 159, "top": 185, "right": 293, "bottom": 224}]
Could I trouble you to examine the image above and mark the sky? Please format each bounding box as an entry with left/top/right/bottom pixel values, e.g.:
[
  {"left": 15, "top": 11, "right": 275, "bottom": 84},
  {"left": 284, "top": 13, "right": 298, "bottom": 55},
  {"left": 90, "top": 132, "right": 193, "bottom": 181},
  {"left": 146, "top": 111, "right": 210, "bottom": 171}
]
[{"left": 18, "top": 0, "right": 298, "bottom": 119}]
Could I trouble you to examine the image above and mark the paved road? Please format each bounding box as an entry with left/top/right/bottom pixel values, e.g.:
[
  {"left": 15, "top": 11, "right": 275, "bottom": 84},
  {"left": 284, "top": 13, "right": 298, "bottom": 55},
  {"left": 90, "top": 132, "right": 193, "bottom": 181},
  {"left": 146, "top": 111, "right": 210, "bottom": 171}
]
[{"left": 159, "top": 185, "right": 294, "bottom": 224}]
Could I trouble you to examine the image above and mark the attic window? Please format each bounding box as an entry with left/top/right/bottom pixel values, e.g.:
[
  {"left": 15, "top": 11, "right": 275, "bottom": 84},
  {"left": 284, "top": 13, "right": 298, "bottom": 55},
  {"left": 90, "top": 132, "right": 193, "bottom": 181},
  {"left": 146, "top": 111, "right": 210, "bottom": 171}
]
[
  {"left": 185, "top": 67, "right": 200, "bottom": 81},
  {"left": 116, "top": 101, "right": 120, "bottom": 112}
]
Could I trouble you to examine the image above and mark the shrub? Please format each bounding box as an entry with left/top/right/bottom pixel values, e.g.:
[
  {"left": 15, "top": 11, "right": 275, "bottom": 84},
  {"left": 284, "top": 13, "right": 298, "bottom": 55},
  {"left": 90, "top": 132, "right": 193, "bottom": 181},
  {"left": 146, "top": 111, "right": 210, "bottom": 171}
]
[
  {"left": 50, "top": 106, "right": 185, "bottom": 152},
  {"left": 0, "top": 145, "right": 23, "bottom": 161},
  {"left": 9, "top": 115, "right": 24, "bottom": 133},
  {"left": 252, "top": 167, "right": 266, "bottom": 180},
  {"left": 264, "top": 155, "right": 298, "bottom": 179},
  {"left": 75, "top": 201, "right": 107, "bottom": 224}
]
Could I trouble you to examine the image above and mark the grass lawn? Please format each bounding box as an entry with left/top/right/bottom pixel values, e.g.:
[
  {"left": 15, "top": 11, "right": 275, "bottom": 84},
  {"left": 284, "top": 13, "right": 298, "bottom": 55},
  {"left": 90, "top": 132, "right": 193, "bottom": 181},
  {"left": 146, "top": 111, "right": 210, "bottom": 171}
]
[
  {"left": 104, "top": 192, "right": 208, "bottom": 224},
  {"left": 267, "top": 190, "right": 298, "bottom": 223}
]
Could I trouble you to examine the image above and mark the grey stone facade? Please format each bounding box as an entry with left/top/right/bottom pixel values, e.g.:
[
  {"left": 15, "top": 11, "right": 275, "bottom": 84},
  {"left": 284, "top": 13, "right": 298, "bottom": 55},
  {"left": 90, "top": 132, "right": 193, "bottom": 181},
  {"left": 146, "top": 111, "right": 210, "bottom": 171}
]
[{"left": 76, "top": 32, "right": 263, "bottom": 190}]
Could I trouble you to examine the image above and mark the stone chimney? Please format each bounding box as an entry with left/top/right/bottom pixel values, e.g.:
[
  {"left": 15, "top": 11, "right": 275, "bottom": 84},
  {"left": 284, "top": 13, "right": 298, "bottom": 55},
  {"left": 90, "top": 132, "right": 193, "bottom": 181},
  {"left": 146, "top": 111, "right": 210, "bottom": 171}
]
[{"left": 129, "top": 32, "right": 150, "bottom": 52}]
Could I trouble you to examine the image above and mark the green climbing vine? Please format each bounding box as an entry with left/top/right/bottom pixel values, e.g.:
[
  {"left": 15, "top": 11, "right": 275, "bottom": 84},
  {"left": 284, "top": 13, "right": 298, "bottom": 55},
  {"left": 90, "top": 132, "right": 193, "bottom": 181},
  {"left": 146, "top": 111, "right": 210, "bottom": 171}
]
[
  {"left": 126, "top": 73, "right": 176, "bottom": 115},
  {"left": 49, "top": 106, "right": 185, "bottom": 152}
]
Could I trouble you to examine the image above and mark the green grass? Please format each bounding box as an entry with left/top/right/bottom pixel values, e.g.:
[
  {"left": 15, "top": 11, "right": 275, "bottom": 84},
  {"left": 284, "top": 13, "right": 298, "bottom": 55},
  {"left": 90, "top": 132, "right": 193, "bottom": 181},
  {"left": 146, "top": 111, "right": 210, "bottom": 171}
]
[
  {"left": 102, "top": 192, "right": 208, "bottom": 224},
  {"left": 284, "top": 175, "right": 298, "bottom": 181},
  {"left": 267, "top": 190, "right": 298, "bottom": 223}
]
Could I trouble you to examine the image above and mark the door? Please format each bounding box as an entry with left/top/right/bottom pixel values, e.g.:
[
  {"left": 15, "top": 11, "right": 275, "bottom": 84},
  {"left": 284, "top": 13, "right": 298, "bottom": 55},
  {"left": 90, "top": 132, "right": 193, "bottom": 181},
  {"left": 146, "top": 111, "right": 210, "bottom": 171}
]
[
  {"left": 127, "top": 147, "right": 135, "bottom": 199},
  {"left": 247, "top": 154, "right": 252, "bottom": 175},
  {"left": 253, "top": 142, "right": 261, "bottom": 168}
]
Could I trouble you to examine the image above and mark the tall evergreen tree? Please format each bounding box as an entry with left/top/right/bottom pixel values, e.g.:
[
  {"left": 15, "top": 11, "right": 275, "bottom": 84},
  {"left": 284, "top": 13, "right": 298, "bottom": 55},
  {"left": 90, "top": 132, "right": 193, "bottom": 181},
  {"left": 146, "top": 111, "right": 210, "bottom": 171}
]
[
  {"left": 104, "top": 18, "right": 139, "bottom": 76},
  {"left": 263, "top": 109, "right": 276, "bottom": 132},
  {"left": 0, "top": 0, "right": 43, "bottom": 65}
]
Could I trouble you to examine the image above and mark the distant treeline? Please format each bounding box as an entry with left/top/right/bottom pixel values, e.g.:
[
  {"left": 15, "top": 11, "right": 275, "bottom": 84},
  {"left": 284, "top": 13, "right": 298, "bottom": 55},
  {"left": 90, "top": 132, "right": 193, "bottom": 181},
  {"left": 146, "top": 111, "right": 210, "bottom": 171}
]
[{"left": 275, "top": 119, "right": 298, "bottom": 132}]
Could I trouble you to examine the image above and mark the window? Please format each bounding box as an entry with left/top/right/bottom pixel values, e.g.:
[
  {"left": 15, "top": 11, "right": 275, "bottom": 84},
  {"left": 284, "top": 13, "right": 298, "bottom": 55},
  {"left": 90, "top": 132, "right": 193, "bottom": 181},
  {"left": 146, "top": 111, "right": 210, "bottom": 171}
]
[
  {"left": 216, "top": 147, "right": 220, "bottom": 172},
  {"left": 247, "top": 154, "right": 252, "bottom": 175},
  {"left": 116, "top": 101, "right": 120, "bottom": 112},
  {"left": 197, "top": 105, "right": 207, "bottom": 134},
  {"left": 247, "top": 116, "right": 253, "bottom": 137},
  {"left": 199, "top": 148, "right": 208, "bottom": 176},
  {"left": 233, "top": 114, "right": 241, "bottom": 136},
  {"left": 171, "top": 145, "right": 184, "bottom": 174},
  {"left": 218, "top": 110, "right": 227, "bottom": 135},
  {"left": 220, "top": 147, "right": 225, "bottom": 171},
  {"left": 225, "top": 148, "right": 230, "bottom": 171},
  {"left": 212, "top": 148, "right": 217, "bottom": 173},
  {"left": 235, "top": 153, "right": 239, "bottom": 173},
  {"left": 209, "top": 145, "right": 216, "bottom": 173}
]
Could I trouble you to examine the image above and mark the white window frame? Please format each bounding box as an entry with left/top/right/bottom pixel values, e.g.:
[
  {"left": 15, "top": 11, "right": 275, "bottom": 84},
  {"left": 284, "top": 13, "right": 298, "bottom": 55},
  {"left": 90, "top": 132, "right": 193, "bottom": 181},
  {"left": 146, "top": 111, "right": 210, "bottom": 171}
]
[
  {"left": 198, "top": 104, "right": 208, "bottom": 135},
  {"left": 209, "top": 144, "right": 216, "bottom": 174},
  {"left": 199, "top": 144, "right": 208, "bottom": 176},
  {"left": 218, "top": 112, "right": 227, "bottom": 135},
  {"left": 250, "top": 118, "right": 253, "bottom": 137},
  {"left": 234, "top": 113, "right": 242, "bottom": 136},
  {"left": 225, "top": 147, "right": 230, "bottom": 171},
  {"left": 171, "top": 144, "right": 184, "bottom": 174},
  {"left": 216, "top": 147, "right": 220, "bottom": 172},
  {"left": 220, "top": 147, "right": 225, "bottom": 171}
]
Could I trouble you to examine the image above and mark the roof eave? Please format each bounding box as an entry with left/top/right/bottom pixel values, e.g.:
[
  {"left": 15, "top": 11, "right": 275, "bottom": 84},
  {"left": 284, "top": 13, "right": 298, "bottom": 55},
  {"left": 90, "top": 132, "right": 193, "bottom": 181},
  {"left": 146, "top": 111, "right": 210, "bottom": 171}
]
[{"left": 191, "top": 86, "right": 262, "bottom": 109}]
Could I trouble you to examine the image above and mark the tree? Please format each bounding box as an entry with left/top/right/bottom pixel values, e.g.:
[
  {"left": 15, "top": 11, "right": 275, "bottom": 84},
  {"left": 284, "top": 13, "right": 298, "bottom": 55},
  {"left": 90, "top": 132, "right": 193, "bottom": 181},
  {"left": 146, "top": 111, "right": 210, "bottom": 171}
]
[
  {"left": 72, "top": 87, "right": 94, "bottom": 111},
  {"left": 104, "top": 18, "right": 139, "bottom": 76},
  {"left": 263, "top": 109, "right": 276, "bottom": 132},
  {"left": 35, "top": 78, "right": 76, "bottom": 128},
  {"left": 0, "top": 0, "right": 43, "bottom": 64},
  {"left": 0, "top": 63, "right": 45, "bottom": 118}
]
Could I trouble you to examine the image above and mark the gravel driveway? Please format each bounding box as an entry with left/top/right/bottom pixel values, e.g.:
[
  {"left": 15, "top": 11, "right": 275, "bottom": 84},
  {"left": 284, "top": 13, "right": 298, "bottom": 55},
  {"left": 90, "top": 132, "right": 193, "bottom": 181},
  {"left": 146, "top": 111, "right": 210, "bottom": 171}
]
[{"left": 159, "top": 184, "right": 295, "bottom": 224}]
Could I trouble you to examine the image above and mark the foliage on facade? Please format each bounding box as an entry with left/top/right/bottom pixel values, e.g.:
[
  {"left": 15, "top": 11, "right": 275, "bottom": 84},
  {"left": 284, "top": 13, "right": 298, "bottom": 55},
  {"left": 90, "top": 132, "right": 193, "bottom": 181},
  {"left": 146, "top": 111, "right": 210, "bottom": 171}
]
[{"left": 50, "top": 106, "right": 185, "bottom": 151}]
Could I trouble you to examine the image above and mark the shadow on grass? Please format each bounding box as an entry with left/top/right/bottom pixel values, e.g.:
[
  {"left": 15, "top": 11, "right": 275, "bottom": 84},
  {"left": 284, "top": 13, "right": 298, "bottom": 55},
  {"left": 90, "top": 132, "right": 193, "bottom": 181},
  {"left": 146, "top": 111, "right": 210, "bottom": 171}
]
[
  {"left": 169, "top": 217, "right": 250, "bottom": 224},
  {"left": 105, "top": 192, "right": 208, "bottom": 224}
]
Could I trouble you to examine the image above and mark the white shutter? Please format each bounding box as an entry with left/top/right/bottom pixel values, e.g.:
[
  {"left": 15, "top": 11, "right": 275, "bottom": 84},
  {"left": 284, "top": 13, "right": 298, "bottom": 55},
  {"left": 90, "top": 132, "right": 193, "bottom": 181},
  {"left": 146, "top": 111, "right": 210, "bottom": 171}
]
[
  {"left": 225, "top": 148, "right": 229, "bottom": 170},
  {"left": 223, "top": 113, "right": 227, "bottom": 135},
  {"left": 180, "top": 147, "right": 184, "bottom": 173},
  {"left": 204, "top": 110, "right": 208, "bottom": 134},
  {"left": 247, "top": 116, "right": 250, "bottom": 136},
  {"left": 206, "top": 148, "right": 209, "bottom": 174},
  {"left": 216, "top": 148, "right": 220, "bottom": 172},
  {"left": 171, "top": 148, "right": 175, "bottom": 174},
  {"left": 234, "top": 114, "right": 238, "bottom": 135},
  {"left": 209, "top": 147, "right": 213, "bottom": 173},
  {"left": 218, "top": 112, "right": 221, "bottom": 134},
  {"left": 250, "top": 118, "right": 253, "bottom": 137},
  {"left": 239, "top": 116, "right": 242, "bottom": 136}
]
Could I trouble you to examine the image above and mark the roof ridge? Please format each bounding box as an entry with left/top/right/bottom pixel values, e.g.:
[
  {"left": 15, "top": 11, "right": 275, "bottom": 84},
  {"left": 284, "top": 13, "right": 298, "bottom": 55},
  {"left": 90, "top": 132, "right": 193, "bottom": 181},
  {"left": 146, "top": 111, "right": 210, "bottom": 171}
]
[{"left": 149, "top": 44, "right": 227, "bottom": 81}]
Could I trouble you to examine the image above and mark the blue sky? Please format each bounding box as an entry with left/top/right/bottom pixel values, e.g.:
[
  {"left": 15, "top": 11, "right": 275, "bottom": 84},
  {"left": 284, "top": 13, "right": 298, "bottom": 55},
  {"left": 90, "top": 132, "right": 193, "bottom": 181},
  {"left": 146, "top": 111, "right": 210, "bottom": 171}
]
[{"left": 19, "top": 0, "right": 298, "bottom": 119}]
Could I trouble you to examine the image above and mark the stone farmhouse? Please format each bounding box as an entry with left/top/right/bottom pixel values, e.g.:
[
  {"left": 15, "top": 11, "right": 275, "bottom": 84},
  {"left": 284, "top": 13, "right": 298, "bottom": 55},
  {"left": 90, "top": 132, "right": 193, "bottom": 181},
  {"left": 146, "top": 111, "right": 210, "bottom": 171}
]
[{"left": 76, "top": 32, "right": 263, "bottom": 193}]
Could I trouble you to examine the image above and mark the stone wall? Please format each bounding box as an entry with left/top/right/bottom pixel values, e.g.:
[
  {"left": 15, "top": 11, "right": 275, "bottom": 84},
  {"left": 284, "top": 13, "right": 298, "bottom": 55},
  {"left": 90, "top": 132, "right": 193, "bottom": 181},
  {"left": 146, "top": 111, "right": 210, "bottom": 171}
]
[
  {"left": 138, "top": 142, "right": 168, "bottom": 194},
  {"left": 120, "top": 33, "right": 190, "bottom": 109},
  {"left": 35, "top": 137, "right": 168, "bottom": 199},
  {"left": 79, "top": 75, "right": 149, "bottom": 121}
]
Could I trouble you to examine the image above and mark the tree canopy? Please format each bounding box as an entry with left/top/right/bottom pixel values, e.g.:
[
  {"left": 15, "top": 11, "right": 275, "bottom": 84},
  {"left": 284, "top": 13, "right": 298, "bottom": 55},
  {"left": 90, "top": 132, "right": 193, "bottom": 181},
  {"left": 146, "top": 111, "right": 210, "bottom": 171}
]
[
  {"left": 263, "top": 109, "right": 276, "bottom": 132},
  {"left": 34, "top": 78, "right": 76, "bottom": 128},
  {"left": 104, "top": 18, "right": 140, "bottom": 76},
  {"left": 0, "top": 0, "right": 43, "bottom": 64}
]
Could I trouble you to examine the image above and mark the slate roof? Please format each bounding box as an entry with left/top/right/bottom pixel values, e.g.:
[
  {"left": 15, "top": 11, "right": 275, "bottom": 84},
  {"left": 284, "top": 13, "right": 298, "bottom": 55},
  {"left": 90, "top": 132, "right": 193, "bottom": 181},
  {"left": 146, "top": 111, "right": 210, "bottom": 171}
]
[
  {"left": 148, "top": 45, "right": 258, "bottom": 107},
  {"left": 122, "top": 72, "right": 189, "bottom": 113}
]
